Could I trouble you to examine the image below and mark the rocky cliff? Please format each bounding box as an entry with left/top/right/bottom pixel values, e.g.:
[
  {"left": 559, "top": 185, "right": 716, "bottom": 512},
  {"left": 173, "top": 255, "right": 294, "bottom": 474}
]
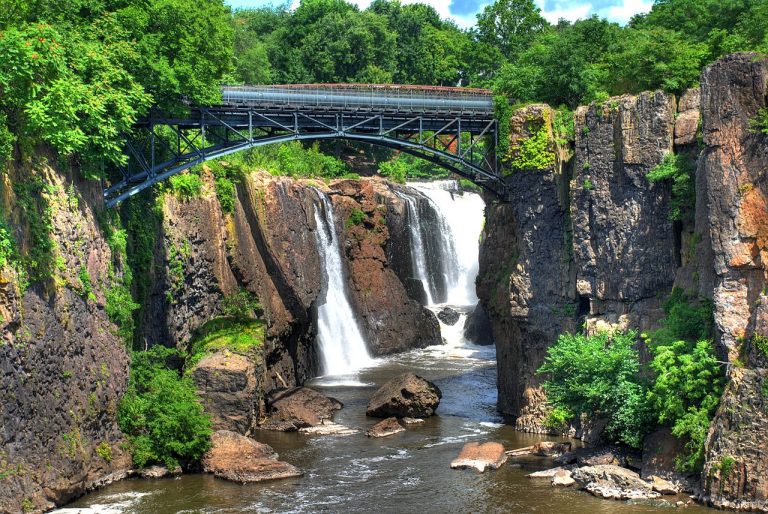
[
  {"left": 697, "top": 53, "right": 768, "bottom": 512},
  {"left": 0, "top": 150, "right": 132, "bottom": 513}
]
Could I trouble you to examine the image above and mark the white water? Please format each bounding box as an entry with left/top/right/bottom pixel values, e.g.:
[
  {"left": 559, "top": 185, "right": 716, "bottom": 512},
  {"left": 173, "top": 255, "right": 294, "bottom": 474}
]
[
  {"left": 408, "top": 180, "right": 485, "bottom": 306},
  {"left": 395, "top": 191, "right": 435, "bottom": 306},
  {"left": 312, "top": 192, "right": 374, "bottom": 377}
]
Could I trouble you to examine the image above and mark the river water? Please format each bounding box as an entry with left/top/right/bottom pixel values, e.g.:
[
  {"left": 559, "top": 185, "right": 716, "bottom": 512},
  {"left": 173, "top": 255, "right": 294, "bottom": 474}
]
[
  {"left": 59, "top": 181, "right": 713, "bottom": 513},
  {"left": 60, "top": 309, "right": 711, "bottom": 514}
]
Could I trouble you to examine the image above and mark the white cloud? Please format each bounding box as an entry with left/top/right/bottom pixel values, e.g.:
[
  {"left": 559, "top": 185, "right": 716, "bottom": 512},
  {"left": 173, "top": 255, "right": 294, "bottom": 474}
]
[
  {"left": 597, "top": 0, "right": 653, "bottom": 24},
  {"left": 535, "top": 1, "right": 593, "bottom": 23}
]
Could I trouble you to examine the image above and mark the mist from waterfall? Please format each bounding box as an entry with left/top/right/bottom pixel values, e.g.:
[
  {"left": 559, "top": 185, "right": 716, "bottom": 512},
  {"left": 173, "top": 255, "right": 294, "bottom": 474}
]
[
  {"left": 312, "top": 191, "right": 374, "bottom": 376},
  {"left": 408, "top": 180, "right": 485, "bottom": 307}
]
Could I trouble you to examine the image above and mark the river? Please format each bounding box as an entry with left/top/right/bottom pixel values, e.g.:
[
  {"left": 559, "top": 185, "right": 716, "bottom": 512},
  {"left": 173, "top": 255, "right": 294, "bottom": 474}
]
[{"left": 58, "top": 181, "right": 713, "bottom": 514}]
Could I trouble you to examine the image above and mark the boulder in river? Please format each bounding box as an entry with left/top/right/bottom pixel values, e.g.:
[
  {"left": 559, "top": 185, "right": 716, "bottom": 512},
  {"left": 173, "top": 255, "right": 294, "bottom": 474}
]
[
  {"left": 366, "top": 373, "right": 442, "bottom": 418},
  {"left": 202, "top": 430, "right": 302, "bottom": 483},
  {"left": 139, "top": 465, "right": 181, "bottom": 479},
  {"left": 366, "top": 417, "right": 406, "bottom": 438},
  {"left": 571, "top": 464, "right": 660, "bottom": 500},
  {"left": 261, "top": 387, "right": 343, "bottom": 431},
  {"left": 437, "top": 307, "right": 460, "bottom": 326},
  {"left": 552, "top": 469, "right": 575, "bottom": 487},
  {"left": 451, "top": 442, "right": 508, "bottom": 472},
  {"left": 532, "top": 441, "right": 572, "bottom": 457}
]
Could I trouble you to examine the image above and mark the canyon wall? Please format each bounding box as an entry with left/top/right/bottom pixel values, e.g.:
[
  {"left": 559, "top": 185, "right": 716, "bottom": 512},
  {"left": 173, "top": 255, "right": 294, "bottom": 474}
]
[
  {"left": 0, "top": 151, "right": 132, "bottom": 513},
  {"left": 477, "top": 52, "right": 768, "bottom": 508}
]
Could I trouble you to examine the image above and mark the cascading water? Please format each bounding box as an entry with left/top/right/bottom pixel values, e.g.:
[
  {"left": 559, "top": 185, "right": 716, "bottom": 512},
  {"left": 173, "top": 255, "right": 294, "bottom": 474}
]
[
  {"left": 408, "top": 180, "right": 485, "bottom": 307},
  {"left": 312, "top": 192, "right": 374, "bottom": 376},
  {"left": 395, "top": 191, "right": 435, "bottom": 306}
]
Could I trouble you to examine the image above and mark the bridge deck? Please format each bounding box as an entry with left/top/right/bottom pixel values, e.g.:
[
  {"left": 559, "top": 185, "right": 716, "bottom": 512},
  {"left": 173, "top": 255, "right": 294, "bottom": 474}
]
[{"left": 221, "top": 84, "right": 494, "bottom": 116}]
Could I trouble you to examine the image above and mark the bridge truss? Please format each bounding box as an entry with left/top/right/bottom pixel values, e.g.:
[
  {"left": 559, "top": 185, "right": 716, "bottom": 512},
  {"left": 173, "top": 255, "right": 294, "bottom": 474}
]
[{"left": 105, "top": 103, "right": 504, "bottom": 207}]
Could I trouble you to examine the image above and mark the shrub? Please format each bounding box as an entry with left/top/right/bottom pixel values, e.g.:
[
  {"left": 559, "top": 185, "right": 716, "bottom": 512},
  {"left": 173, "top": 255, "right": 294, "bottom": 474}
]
[
  {"left": 346, "top": 208, "right": 366, "bottom": 228},
  {"left": 105, "top": 284, "right": 140, "bottom": 344},
  {"left": 96, "top": 441, "right": 113, "bottom": 463},
  {"left": 647, "top": 153, "right": 696, "bottom": 223},
  {"left": 0, "top": 220, "right": 17, "bottom": 269},
  {"left": 749, "top": 107, "right": 768, "bottom": 135},
  {"left": 509, "top": 120, "right": 556, "bottom": 173},
  {"left": 118, "top": 346, "right": 212, "bottom": 469},
  {"left": 537, "top": 330, "right": 651, "bottom": 448},
  {"left": 220, "top": 288, "right": 261, "bottom": 321},
  {"left": 653, "top": 287, "right": 713, "bottom": 346},
  {"left": 169, "top": 173, "right": 203, "bottom": 199},
  {"left": 214, "top": 177, "right": 236, "bottom": 214},
  {"left": 379, "top": 156, "right": 408, "bottom": 184}
]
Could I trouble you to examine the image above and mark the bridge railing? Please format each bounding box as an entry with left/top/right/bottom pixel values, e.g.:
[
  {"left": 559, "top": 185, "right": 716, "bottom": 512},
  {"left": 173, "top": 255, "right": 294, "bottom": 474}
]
[{"left": 221, "top": 84, "right": 494, "bottom": 116}]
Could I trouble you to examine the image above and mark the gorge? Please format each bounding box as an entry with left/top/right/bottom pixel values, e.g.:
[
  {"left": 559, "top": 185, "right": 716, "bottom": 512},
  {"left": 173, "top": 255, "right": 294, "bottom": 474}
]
[{"left": 0, "top": 51, "right": 767, "bottom": 514}]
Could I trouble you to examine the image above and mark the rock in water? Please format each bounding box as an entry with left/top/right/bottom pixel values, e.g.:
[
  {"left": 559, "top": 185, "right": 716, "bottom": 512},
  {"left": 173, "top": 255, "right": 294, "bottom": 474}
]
[
  {"left": 366, "top": 417, "right": 405, "bottom": 438},
  {"left": 451, "top": 442, "right": 508, "bottom": 472},
  {"left": 532, "top": 441, "right": 572, "bottom": 457},
  {"left": 261, "top": 387, "right": 343, "bottom": 431},
  {"left": 437, "top": 307, "right": 460, "bottom": 326},
  {"left": 463, "top": 303, "right": 494, "bottom": 345},
  {"left": 552, "top": 469, "right": 576, "bottom": 487},
  {"left": 366, "top": 373, "right": 442, "bottom": 418},
  {"left": 571, "top": 464, "right": 659, "bottom": 500},
  {"left": 202, "top": 430, "right": 302, "bottom": 483}
]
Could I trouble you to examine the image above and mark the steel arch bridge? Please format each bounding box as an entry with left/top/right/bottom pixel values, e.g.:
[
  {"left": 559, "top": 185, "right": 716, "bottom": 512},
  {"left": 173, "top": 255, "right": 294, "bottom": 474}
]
[{"left": 104, "top": 84, "right": 505, "bottom": 207}]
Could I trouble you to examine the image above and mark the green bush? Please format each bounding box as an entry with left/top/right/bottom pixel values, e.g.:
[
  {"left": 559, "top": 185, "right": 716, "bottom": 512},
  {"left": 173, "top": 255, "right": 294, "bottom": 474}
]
[
  {"left": 214, "top": 177, "right": 236, "bottom": 214},
  {"left": 538, "top": 330, "right": 651, "bottom": 448},
  {"left": 169, "top": 173, "right": 203, "bottom": 199},
  {"left": 118, "top": 346, "right": 212, "bottom": 469},
  {"left": 509, "top": 120, "right": 556, "bottom": 173},
  {"left": 749, "top": 108, "right": 768, "bottom": 135},
  {"left": 379, "top": 157, "right": 408, "bottom": 184},
  {"left": 106, "top": 284, "right": 140, "bottom": 344},
  {"left": 653, "top": 287, "right": 713, "bottom": 346},
  {"left": 0, "top": 220, "right": 18, "bottom": 269},
  {"left": 220, "top": 288, "right": 261, "bottom": 321},
  {"left": 647, "top": 153, "right": 696, "bottom": 223},
  {"left": 346, "top": 208, "right": 366, "bottom": 228}
]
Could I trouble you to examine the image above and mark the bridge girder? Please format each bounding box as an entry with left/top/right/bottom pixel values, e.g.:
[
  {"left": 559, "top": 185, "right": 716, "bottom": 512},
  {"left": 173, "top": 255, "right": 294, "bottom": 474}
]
[{"left": 105, "top": 107, "right": 505, "bottom": 207}]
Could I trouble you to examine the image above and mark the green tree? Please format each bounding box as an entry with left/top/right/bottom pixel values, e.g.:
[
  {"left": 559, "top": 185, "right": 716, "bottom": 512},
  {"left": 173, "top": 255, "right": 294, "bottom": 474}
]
[
  {"left": 538, "top": 330, "right": 651, "bottom": 448},
  {"left": 476, "top": 0, "right": 548, "bottom": 60},
  {"left": 118, "top": 346, "right": 212, "bottom": 469}
]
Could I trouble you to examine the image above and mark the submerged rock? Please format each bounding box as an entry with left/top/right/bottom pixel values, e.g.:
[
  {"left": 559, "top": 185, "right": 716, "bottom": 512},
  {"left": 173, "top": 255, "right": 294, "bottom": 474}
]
[
  {"left": 261, "top": 387, "right": 343, "bottom": 431},
  {"left": 402, "top": 417, "right": 425, "bottom": 425},
  {"left": 527, "top": 467, "right": 568, "bottom": 479},
  {"left": 451, "top": 442, "right": 508, "bottom": 472},
  {"left": 299, "top": 422, "right": 358, "bottom": 436},
  {"left": 437, "top": 307, "right": 460, "bottom": 326},
  {"left": 366, "top": 417, "right": 405, "bottom": 438},
  {"left": 366, "top": 373, "right": 442, "bottom": 418},
  {"left": 202, "top": 430, "right": 302, "bottom": 483}
]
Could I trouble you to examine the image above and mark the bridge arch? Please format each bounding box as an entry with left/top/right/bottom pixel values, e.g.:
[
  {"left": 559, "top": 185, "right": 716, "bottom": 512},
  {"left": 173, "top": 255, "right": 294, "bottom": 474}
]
[{"left": 105, "top": 85, "right": 506, "bottom": 207}]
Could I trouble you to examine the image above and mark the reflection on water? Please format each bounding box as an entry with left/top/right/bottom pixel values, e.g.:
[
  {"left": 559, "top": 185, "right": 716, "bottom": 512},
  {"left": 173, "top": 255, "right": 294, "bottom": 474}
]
[{"left": 61, "top": 308, "right": 712, "bottom": 514}]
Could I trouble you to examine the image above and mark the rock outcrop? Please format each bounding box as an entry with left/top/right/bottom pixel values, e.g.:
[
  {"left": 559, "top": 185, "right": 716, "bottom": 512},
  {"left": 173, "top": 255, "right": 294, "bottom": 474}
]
[
  {"left": 476, "top": 104, "right": 575, "bottom": 430},
  {"left": 366, "top": 417, "right": 405, "bottom": 438},
  {"left": 696, "top": 53, "right": 768, "bottom": 512},
  {"left": 366, "top": 373, "right": 442, "bottom": 418},
  {"left": 450, "top": 442, "right": 508, "bottom": 472},
  {"left": 201, "top": 430, "right": 301, "bottom": 483},
  {"left": 572, "top": 465, "right": 660, "bottom": 501},
  {"left": 261, "top": 387, "right": 342, "bottom": 431},
  {"left": 0, "top": 152, "right": 132, "bottom": 512},
  {"left": 191, "top": 350, "right": 265, "bottom": 435}
]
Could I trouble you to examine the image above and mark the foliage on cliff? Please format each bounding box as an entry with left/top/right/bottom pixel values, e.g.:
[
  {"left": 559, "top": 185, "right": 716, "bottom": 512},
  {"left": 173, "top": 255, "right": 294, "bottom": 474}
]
[
  {"left": 538, "top": 330, "right": 651, "bottom": 448},
  {"left": 118, "top": 346, "right": 212, "bottom": 469},
  {"left": 539, "top": 289, "right": 724, "bottom": 467}
]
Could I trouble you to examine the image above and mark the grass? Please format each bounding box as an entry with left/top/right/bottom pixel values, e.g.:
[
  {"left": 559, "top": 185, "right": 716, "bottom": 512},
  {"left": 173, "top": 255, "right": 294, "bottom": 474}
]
[{"left": 187, "top": 317, "right": 265, "bottom": 368}]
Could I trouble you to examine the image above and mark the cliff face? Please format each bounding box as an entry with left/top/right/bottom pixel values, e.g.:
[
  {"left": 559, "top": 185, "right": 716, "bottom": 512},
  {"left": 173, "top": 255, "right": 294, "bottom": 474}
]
[
  {"left": 477, "top": 105, "right": 575, "bottom": 430},
  {"left": 697, "top": 53, "right": 768, "bottom": 511},
  {"left": 0, "top": 151, "right": 131, "bottom": 513},
  {"left": 148, "top": 172, "right": 439, "bottom": 419}
]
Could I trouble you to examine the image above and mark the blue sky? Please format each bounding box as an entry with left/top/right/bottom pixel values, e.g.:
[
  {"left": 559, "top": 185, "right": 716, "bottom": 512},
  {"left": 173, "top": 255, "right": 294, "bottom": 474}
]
[{"left": 225, "top": 0, "right": 655, "bottom": 28}]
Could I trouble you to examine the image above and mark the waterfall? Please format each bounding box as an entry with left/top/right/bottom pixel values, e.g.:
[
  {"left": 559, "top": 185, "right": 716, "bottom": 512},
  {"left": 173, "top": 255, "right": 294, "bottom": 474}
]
[
  {"left": 312, "top": 192, "right": 373, "bottom": 376},
  {"left": 395, "top": 192, "right": 435, "bottom": 306},
  {"left": 408, "top": 180, "right": 484, "bottom": 307}
]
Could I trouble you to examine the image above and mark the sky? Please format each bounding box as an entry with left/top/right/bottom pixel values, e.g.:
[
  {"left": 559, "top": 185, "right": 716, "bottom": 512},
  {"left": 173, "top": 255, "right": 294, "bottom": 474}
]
[{"left": 225, "top": 0, "right": 655, "bottom": 29}]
